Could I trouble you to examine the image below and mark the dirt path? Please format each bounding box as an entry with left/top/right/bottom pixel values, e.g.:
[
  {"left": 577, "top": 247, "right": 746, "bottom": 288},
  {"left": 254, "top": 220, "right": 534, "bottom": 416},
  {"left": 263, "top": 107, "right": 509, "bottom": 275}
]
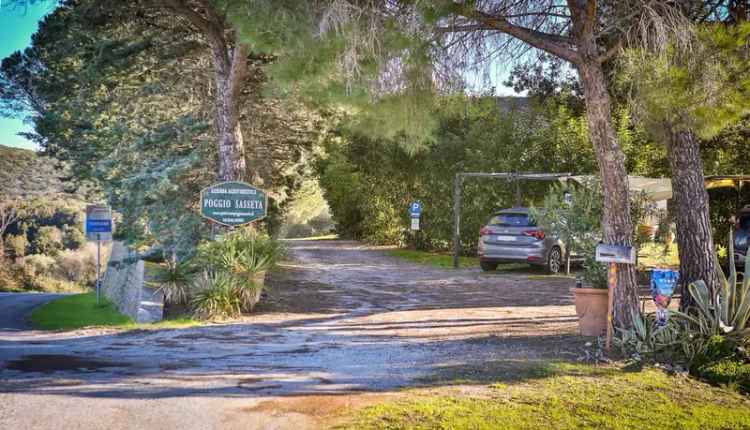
[{"left": 0, "top": 240, "right": 583, "bottom": 429}]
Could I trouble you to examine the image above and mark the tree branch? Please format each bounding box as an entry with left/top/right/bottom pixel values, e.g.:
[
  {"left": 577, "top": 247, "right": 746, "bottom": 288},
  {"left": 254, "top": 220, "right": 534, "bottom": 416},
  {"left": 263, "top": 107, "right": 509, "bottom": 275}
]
[
  {"left": 464, "top": 7, "right": 580, "bottom": 64},
  {"left": 163, "top": 0, "right": 229, "bottom": 69},
  {"left": 597, "top": 40, "right": 622, "bottom": 64}
]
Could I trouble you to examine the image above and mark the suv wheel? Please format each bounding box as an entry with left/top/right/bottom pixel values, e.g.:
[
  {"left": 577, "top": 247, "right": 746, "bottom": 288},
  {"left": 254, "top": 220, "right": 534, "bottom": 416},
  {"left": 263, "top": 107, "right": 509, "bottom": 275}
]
[
  {"left": 547, "top": 247, "right": 562, "bottom": 274},
  {"left": 480, "top": 261, "right": 498, "bottom": 272}
]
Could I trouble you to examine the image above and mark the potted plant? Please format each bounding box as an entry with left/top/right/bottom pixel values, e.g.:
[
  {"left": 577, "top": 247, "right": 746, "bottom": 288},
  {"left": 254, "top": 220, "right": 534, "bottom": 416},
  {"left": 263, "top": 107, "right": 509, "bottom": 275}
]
[{"left": 573, "top": 257, "right": 609, "bottom": 336}]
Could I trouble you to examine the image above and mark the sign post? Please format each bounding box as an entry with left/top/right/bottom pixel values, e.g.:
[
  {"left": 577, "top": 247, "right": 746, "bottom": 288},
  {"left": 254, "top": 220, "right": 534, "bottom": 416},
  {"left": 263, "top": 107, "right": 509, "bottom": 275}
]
[
  {"left": 409, "top": 201, "right": 422, "bottom": 244},
  {"left": 200, "top": 181, "right": 268, "bottom": 227},
  {"left": 595, "top": 243, "right": 636, "bottom": 351},
  {"left": 86, "top": 205, "right": 113, "bottom": 305}
]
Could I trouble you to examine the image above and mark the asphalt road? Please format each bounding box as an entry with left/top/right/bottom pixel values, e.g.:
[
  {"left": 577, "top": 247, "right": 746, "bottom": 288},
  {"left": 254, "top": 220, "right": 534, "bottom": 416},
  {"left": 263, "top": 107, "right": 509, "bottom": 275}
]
[{"left": 0, "top": 293, "right": 66, "bottom": 330}]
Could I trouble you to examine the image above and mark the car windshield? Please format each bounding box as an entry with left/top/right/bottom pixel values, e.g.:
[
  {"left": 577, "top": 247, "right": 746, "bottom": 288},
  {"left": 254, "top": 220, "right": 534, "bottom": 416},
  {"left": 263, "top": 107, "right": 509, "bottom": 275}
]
[{"left": 489, "top": 213, "right": 535, "bottom": 227}]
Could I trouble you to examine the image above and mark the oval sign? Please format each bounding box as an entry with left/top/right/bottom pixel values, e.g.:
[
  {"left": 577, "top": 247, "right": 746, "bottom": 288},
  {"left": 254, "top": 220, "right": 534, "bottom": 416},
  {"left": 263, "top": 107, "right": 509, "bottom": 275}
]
[{"left": 200, "top": 181, "right": 268, "bottom": 227}]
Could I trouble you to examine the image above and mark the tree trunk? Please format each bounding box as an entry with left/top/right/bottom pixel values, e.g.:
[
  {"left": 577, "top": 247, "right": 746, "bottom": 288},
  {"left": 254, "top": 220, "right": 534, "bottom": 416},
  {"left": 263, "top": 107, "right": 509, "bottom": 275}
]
[
  {"left": 667, "top": 126, "right": 720, "bottom": 311},
  {"left": 164, "top": 0, "right": 248, "bottom": 182},
  {"left": 211, "top": 42, "right": 248, "bottom": 182},
  {"left": 565, "top": 0, "right": 639, "bottom": 329},
  {"left": 577, "top": 59, "right": 639, "bottom": 328}
]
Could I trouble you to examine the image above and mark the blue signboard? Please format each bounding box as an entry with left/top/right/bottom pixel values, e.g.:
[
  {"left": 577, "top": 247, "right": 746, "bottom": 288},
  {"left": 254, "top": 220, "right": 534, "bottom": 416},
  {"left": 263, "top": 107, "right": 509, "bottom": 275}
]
[
  {"left": 409, "top": 202, "right": 422, "bottom": 218},
  {"left": 86, "top": 219, "right": 112, "bottom": 233}
]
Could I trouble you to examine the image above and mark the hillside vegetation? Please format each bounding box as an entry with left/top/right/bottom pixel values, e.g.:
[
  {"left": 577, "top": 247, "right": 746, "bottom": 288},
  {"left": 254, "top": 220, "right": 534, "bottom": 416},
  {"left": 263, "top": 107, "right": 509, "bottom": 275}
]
[{"left": 0, "top": 144, "right": 70, "bottom": 199}]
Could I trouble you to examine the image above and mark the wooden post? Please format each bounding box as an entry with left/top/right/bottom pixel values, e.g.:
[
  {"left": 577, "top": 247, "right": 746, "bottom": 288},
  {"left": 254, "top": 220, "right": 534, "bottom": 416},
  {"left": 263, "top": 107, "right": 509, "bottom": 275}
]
[
  {"left": 453, "top": 174, "right": 462, "bottom": 269},
  {"left": 606, "top": 262, "right": 617, "bottom": 350}
]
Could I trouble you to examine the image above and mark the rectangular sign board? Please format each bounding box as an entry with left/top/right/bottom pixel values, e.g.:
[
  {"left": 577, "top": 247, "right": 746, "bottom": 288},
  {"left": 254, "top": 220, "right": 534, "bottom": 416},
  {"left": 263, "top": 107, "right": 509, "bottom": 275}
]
[
  {"left": 200, "top": 181, "right": 268, "bottom": 227},
  {"left": 85, "top": 205, "right": 113, "bottom": 241},
  {"left": 595, "top": 244, "right": 635, "bottom": 264},
  {"left": 409, "top": 201, "right": 422, "bottom": 218},
  {"left": 411, "top": 217, "right": 420, "bottom": 231}
]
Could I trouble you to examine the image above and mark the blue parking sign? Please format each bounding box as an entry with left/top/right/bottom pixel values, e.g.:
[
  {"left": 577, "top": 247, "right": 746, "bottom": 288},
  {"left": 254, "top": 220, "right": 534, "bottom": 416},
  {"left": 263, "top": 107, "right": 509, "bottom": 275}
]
[{"left": 409, "top": 202, "right": 422, "bottom": 217}]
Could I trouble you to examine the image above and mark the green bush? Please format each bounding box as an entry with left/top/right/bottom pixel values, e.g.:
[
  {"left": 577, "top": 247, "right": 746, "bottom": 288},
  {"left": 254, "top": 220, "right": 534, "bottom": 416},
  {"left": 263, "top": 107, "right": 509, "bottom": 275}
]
[
  {"left": 190, "top": 270, "right": 243, "bottom": 320},
  {"left": 54, "top": 248, "right": 97, "bottom": 285},
  {"left": 696, "top": 358, "right": 750, "bottom": 394},
  {"left": 195, "top": 229, "right": 283, "bottom": 275},
  {"left": 147, "top": 259, "right": 197, "bottom": 306},
  {"left": 22, "top": 254, "right": 56, "bottom": 279},
  {"left": 33, "top": 226, "right": 64, "bottom": 256},
  {"left": 0, "top": 262, "right": 24, "bottom": 291},
  {"left": 62, "top": 225, "right": 86, "bottom": 250},
  {"left": 5, "top": 234, "right": 28, "bottom": 259}
]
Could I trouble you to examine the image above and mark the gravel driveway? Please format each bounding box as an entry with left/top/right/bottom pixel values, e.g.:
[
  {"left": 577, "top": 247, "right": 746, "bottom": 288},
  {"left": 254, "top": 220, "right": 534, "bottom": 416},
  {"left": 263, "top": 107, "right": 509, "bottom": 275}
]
[{"left": 0, "top": 240, "right": 582, "bottom": 429}]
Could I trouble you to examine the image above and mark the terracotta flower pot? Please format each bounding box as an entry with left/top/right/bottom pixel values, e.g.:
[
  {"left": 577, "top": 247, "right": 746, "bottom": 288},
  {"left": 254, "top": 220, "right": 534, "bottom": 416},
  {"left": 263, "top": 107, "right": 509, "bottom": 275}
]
[{"left": 573, "top": 287, "right": 609, "bottom": 337}]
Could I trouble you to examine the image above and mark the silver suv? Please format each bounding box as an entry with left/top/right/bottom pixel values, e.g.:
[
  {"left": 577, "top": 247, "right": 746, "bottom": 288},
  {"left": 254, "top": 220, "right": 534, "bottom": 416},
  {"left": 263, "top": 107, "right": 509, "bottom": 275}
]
[{"left": 478, "top": 208, "right": 566, "bottom": 273}]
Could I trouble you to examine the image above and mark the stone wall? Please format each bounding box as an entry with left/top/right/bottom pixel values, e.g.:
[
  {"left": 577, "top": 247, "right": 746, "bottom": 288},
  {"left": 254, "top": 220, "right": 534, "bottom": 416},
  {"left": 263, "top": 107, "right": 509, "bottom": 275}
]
[{"left": 101, "top": 241, "right": 163, "bottom": 323}]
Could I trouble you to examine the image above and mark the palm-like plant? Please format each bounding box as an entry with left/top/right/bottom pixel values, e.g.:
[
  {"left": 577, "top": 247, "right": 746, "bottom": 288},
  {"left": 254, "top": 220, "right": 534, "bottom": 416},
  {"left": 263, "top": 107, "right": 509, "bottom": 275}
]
[
  {"left": 190, "top": 270, "right": 242, "bottom": 320},
  {"left": 147, "top": 259, "right": 197, "bottom": 305},
  {"left": 677, "top": 230, "right": 750, "bottom": 341}
]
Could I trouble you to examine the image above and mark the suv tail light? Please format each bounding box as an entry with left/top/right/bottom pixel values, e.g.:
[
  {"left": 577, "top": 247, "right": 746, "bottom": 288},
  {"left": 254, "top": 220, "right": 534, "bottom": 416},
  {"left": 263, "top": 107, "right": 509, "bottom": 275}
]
[
  {"left": 523, "top": 229, "right": 545, "bottom": 240},
  {"left": 480, "top": 226, "right": 492, "bottom": 236}
]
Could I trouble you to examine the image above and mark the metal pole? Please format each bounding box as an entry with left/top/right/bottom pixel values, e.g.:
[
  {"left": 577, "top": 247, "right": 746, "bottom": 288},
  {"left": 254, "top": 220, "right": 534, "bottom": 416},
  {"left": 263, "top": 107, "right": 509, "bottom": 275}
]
[
  {"left": 453, "top": 174, "right": 462, "bottom": 269},
  {"left": 606, "top": 262, "right": 617, "bottom": 350},
  {"left": 96, "top": 233, "right": 101, "bottom": 305},
  {"left": 515, "top": 177, "right": 522, "bottom": 207}
]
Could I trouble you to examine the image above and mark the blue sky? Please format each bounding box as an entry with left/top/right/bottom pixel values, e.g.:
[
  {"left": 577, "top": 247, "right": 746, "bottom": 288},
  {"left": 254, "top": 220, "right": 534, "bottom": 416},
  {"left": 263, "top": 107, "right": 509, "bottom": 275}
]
[{"left": 0, "top": 2, "right": 54, "bottom": 151}]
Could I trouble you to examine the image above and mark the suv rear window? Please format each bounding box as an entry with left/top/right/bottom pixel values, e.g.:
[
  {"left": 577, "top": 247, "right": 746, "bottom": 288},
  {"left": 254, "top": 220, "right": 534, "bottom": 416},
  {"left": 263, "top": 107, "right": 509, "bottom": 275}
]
[{"left": 489, "top": 213, "right": 535, "bottom": 227}]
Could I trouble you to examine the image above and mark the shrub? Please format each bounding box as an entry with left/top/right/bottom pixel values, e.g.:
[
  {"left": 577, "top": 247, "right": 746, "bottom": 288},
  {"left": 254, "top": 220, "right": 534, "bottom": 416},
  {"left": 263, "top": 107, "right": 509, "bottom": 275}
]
[
  {"left": 533, "top": 179, "right": 657, "bottom": 285},
  {"left": 54, "top": 247, "right": 97, "bottom": 285},
  {"left": 0, "top": 262, "right": 24, "bottom": 291},
  {"left": 190, "top": 270, "right": 242, "bottom": 320},
  {"left": 5, "top": 234, "right": 28, "bottom": 259},
  {"left": 194, "top": 230, "right": 282, "bottom": 312},
  {"left": 695, "top": 358, "right": 750, "bottom": 394},
  {"left": 147, "top": 259, "right": 197, "bottom": 305},
  {"left": 22, "top": 254, "right": 56, "bottom": 279},
  {"left": 62, "top": 225, "right": 86, "bottom": 250},
  {"left": 33, "top": 226, "right": 64, "bottom": 256}
]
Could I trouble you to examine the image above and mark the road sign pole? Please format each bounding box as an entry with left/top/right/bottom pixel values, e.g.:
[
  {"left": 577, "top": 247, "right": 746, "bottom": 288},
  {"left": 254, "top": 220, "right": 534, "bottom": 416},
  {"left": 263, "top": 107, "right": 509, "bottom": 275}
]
[{"left": 96, "top": 233, "right": 101, "bottom": 305}]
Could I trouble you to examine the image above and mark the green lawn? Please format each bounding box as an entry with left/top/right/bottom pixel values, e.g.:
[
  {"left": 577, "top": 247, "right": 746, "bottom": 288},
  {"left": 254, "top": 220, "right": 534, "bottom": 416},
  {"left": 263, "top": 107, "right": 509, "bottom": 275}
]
[
  {"left": 386, "top": 249, "right": 479, "bottom": 269},
  {"left": 343, "top": 362, "right": 750, "bottom": 430},
  {"left": 386, "top": 248, "right": 534, "bottom": 273},
  {"left": 31, "top": 292, "right": 133, "bottom": 330},
  {"left": 30, "top": 292, "right": 200, "bottom": 331}
]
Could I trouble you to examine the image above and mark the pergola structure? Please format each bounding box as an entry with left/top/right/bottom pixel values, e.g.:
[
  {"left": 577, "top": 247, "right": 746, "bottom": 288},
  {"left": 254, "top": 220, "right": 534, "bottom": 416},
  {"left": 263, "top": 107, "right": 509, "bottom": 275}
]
[{"left": 452, "top": 172, "right": 572, "bottom": 269}]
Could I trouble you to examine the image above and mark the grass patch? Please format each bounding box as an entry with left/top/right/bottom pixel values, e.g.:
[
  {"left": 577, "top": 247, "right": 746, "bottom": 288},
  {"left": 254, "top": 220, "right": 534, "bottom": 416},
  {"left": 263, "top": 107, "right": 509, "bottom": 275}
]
[
  {"left": 386, "top": 249, "right": 478, "bottom": 269},
  {"left": 31, "top": 292, "right": 202, "bottom": 331},
  {"left": 31, "top": 292, "right": 132, "bottom": 330},
  {"left": 343, "top": 362, "right": 750, "bottom": 430},
  {"left": 387, "top": 248, "right": 535, "bottom": 273}
]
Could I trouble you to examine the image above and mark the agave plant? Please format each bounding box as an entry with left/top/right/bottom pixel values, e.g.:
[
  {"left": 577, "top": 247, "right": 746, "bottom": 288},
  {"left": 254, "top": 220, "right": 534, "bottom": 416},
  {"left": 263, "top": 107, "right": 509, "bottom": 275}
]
[
  {"left": 147, "top": 259, "right": 197, "bottom": 305},
  {"left": 676, "top": 230, "right": 750, "bottom": 341},
  {"left": 190, "top": 270, "right": 242, "bottom": 320},
  {"left": 616, "top": 307, "right": 683, "bottom": 356}
]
